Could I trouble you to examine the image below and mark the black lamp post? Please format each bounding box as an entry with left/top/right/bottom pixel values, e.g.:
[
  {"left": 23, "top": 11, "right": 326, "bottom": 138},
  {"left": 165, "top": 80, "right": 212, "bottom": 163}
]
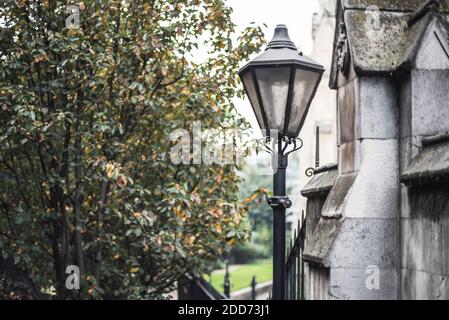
[{"left": 239, "top": 25, "right": 324, "bottom": 300}]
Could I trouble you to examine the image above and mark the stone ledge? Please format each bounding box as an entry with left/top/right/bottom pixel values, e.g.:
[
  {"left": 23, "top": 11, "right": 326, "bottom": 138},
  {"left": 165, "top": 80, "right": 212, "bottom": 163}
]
[
  {"left": 321, "top": 173, "right": 357, "bottom": 218},
  {"left": 301, "top": 163, "right": 338, "bottom": 198},
  {"left": 231, "top": 281, "right": 272, "bottom": 301},
  {"left": 303, "top": 217, "right": 343, "bottom": 267},
  {"left": 401, "top": 134, "right": 449, "bottom": 185}
]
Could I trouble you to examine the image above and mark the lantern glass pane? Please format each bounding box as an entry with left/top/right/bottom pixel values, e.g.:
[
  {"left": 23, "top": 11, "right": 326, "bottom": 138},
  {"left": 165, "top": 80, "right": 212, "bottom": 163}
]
[
  {"left": 255, "top": 67, "right": 290, "bottom": 131},
  {"left": 241, "top": 70, "right": 265, "bottom": 131},
  {"left": 288, "top": 68, "right": 320, "bottom": 135}
]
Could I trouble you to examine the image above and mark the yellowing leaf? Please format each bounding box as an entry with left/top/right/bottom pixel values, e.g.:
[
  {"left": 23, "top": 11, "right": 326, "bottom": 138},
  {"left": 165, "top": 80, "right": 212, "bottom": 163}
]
[
  {"left": 106, "top": 163, "right": 115, "bottom": 178},
  {"left": 215, "top": 224, "right": 222, "bottom": 233},
  {"left": 151, "top": 36, "right": 159, "bottom": 48},
  {"left": 207, "top": 186, "right": 217, "bottom": 194},
  {"left": 233, "top": 211, "right": 241, "bottom": 224},
  {"left": 208, "top": 208, "right": 223, "bottom": 218},
  {"left": 244, "top": 193, "right": 259, "bottom": 204},
  {"left": 117, "top": 174, "right": 127, "bottom": 188},
  {"left": 130, "top": 267, "right": 140, "bottom": 273},
  {"left": 192, "top": 192, "right": 201, "bottom": 205},
  {"left": 133, "top": 212, "right": 142, "bottom": 219},
  {"left": 32, "top": 54, "right": 48, "bottom": 65},
  {"left": 185, "top": 235, "right": 196, "bottom": 246},
  {"left": 174, "top": 205, "right": 186, "bottom": 221}
]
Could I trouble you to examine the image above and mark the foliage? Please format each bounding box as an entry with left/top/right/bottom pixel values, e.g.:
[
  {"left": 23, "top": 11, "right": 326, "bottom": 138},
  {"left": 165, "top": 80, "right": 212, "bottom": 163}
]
[
  {"left": 0, "top": 0, "right": 264, "bottom": 299},
  {"left": 229, "top": 243, "right": 267, "bottom": 265}
]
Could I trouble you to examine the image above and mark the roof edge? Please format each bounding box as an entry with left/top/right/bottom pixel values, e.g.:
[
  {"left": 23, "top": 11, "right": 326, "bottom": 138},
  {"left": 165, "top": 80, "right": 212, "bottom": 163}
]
[
  {"left": 330, "top": 1, "right": 449, "bottom": 86},
  {"left": 314, "top": 163, "right": 338, "bottom": 175},
  {"left": 422, "top": 132, "right": 449, "bottom": 146}
]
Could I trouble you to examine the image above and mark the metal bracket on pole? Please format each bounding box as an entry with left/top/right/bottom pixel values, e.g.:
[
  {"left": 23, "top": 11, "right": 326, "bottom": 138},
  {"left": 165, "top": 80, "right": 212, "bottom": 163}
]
[{"left": 267, "top": 196, "right": 292, "bottom": 209}]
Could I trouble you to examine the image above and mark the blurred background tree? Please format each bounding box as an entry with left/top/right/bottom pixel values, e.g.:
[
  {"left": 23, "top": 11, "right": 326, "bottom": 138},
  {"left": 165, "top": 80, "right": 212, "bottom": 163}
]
[
  {"left": 231, "top": 165, "right": 272, "bottom": 265},
  {"left": 0, "top": 0, "right": 264, "bottom": 299}
]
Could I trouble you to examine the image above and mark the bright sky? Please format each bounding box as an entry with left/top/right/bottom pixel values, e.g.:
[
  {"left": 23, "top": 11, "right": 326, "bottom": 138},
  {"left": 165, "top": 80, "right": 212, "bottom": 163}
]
[
  {"left": 228, "top": 0, "right": 319, "bottom": 54},
  {"left": 228, "top": 0, "right": 319, "bottom": 134}
]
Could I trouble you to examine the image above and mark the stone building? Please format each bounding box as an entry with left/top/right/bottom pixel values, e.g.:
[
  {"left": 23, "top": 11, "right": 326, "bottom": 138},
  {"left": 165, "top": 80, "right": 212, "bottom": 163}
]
[
  {"left": 294, "top": 0, "right": 338, "bottom": 225},
  {"left": 301, "top": 0, "right": 449, "bottom": 300}
]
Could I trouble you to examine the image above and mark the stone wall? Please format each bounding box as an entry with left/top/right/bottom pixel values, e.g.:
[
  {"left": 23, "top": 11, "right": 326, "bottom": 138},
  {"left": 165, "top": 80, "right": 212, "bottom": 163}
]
[
  {"left": 309, "top": 266, "right": 331, "bottom": 300},
  {"left": 397, "top": 20, "right": 449, "bottom": 299},
  {"left": 328, "top": 76, "right": 400, "bottom": 300},
  {"left": 302, "top": 0, "right": 449, "bottom": 300},
  {"left": 400, "top": 183, "right": 449, "bottom": 299}
]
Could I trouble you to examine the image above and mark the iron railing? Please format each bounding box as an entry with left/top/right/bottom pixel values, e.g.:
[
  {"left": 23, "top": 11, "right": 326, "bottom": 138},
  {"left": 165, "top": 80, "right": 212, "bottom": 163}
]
[
  {"left": 178, "top": 275, "right": 227, "bottom": 300},
  {"left": 285, "top": 211, "right": 307, "bottom": 300}
]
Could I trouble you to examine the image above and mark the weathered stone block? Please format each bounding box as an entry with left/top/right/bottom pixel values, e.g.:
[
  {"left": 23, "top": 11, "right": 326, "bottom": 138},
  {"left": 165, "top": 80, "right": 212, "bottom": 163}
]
[
  {"left": 344, "top": 139, "right": 399, "bottom": 219},
  {"left": 401, "top": 218, "right": 443, "bottom": 275},
  {"left": 328, "top": 218, "right": 398, "bottom": 269},
  {"left": 330, "top": 267, "right": 398, "bottom": 300},
  {"left": 401, "top": 269, "right": 449, "bottom": 300},
  {"left": 399, "top": 74, "right": 412, "bottom": 139},
  {"left": 305, "top": 196, "right": 328, "bottom": 241},
  {"left": 408, "top": 184, "right": 449, "bottom": 219},
  {"left": 415, "top": 25, "right": 449, "bottom": 70},
  {"left": 442, "top": 218, "right": 449, "bottom": 276},
  {"left": 338, "top": 140, "right": 360, "bottom": 175},
  {"left": 303, "top": 218, "right": 343, "bottom": 266},
  {"left": 399, "top": 135, "right": 422, "bottom": 174},
  {"left": 337, "top": 79, "right": 357, "bottom": 146},
  {"left": 322, "top": 173, "right": 357, "bottom": 218},
  {"left": 411, "top": 70, "right": 449, "bottom": 136},
  {"left": 400, "top": 186, "right": 411, "bottom": 219},
  {"left": 358, "top": 77, "right": 399, "bottom": 139}
]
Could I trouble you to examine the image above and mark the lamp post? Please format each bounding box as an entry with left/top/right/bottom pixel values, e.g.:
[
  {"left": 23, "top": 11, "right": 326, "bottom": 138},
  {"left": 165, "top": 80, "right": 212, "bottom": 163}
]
[{"left": 238, "top": 25, "right": 324, "bottom": 300}]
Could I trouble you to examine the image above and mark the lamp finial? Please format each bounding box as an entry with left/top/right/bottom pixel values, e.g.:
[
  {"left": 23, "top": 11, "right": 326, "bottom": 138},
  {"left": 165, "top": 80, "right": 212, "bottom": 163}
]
[{"left": 266, "top": 24, "right": 297, "bottom": 50}]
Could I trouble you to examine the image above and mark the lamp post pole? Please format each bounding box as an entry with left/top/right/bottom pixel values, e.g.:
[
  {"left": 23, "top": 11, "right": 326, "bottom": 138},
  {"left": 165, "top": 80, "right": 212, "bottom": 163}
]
[
  {"left": 273, "top": 138, "right": 287, "bottom": 300},
  {"left": 267, "top": 137, "right": 294, "bottom": 300}
]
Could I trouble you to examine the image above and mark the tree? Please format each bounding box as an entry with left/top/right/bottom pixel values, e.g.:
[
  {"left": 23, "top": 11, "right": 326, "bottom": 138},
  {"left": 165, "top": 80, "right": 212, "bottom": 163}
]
[{"left": 0, "top": 0, "right": 264, "bottom": 299}]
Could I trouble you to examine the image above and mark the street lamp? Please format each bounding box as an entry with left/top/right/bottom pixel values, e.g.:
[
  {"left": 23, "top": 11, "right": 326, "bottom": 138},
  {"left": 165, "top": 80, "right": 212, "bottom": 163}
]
[{"left": 239, "top": 24, "right": 324, "bottom": 300}]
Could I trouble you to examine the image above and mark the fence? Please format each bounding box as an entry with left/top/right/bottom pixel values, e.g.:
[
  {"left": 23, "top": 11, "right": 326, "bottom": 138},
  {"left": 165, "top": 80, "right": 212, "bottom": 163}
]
[
  {"left": 178, "top": 275, "right": 227, "bottom": 300},
  {"left": 285, "top": 211, "right": 307, "bottom": 300},
  {"left": 283, "top": 126, "right": 319, "bottom": 300}
]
